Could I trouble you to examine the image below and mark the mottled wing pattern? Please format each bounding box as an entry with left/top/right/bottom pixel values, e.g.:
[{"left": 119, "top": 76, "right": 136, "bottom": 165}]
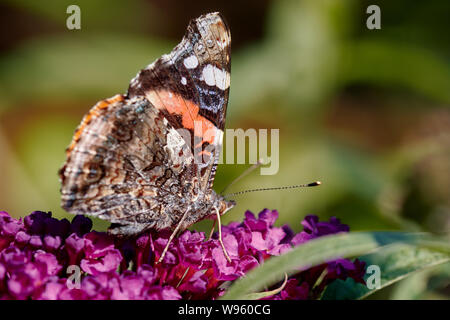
[
  {"left": 127, "top": 12, "right": 231, "bottom": 192},
  {"left": 59, "top": 95, "right": 197, "bottom": 234},
  {"left": 59, "top": 12, "right": 231, "bottom": 235}
]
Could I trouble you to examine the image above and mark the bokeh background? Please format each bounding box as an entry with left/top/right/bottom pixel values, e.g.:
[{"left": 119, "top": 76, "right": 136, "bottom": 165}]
[{"left": 0, "top": 0, "right": 449, "bottom": 299}]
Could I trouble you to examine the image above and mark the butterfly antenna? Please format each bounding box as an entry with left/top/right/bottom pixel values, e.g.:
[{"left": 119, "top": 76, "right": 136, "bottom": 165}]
[
  {"left": 220, "top": 158, "right": 264, "bottom": 194},
  {"left": 224, "top": 181, "right": 322, "bottom": 198}
]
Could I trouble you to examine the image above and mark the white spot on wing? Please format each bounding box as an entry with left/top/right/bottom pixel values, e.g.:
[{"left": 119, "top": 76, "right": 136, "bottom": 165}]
[
  {"left": 202, "top": 65, "right": 215, "bottom": 86},
  {"left": 166, "top": 128, "right": 186, "bottom": 166},
  {"left": 202, "top": 64, "right": 230, "bottom": 90},
  {"left": 181, "top": 77, "right": 187, "bottom": 85},
  {"left": 183, "top": 55, "right": 199, "bottom": 69}
]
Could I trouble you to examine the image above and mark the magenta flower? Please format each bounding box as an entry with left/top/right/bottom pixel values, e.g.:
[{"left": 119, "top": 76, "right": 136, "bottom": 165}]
[
  {"left": 280, "top": 279, "right": 309, "bottom": 300},
  {"left": 291, "top": 215, "right": 350, "bottom": 245},
  {"left": 0, "top": 209, "right": 365, "bottom": 300},
  {"left": 80, "top": 232, "right": 122, "bottom": 275}
]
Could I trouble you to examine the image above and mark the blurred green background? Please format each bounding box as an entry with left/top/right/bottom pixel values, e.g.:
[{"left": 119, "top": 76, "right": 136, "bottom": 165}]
[{"left": 0, "top": 0, "right": 449, "bottom": 299}]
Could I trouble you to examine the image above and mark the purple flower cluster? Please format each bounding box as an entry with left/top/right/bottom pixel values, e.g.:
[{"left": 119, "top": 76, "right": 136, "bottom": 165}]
[{"left": 0, "top": 210, "right": 365, "bottom": 300}]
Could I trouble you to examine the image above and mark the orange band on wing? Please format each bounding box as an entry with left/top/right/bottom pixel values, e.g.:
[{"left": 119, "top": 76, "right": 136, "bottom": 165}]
[
  {"left": 66, "top": 94, "right": 125, "bottom": 156},
  {"left": 145, "top": 90, "right": 218, "bottom": 146}
]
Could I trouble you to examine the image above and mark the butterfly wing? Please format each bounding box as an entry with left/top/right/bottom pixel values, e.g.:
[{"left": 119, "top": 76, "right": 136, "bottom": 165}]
[
  {"left": 59, "top": 12, "right": 231, "bottom": 235},
  {"left": 59, "top": 95, "right": 198, "bottom": 234},
  {"left": 127, "top": 12, "right": 231, "bottom": 192}
]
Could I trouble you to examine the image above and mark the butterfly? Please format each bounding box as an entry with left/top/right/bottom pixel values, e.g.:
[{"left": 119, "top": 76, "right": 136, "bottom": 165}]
[{"left": 59, "top": 12, "right": 234, "bottom": 262}]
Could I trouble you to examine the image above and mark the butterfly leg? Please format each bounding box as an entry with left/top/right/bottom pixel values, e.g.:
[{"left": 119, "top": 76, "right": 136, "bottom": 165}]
[
  {"left": 208, "top": 219, "right": 217, "bottom": 240},
  {"left": 214, "top": 206, "right": 231, "bottom": 263},
  {"left": 156, "top": 208, "right": 190, "bottom": 264}
]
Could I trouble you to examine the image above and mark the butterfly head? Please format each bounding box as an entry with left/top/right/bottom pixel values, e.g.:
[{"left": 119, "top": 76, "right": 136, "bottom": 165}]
[{"left": 217, "top": 196, "right": 236, "bottom": 216}]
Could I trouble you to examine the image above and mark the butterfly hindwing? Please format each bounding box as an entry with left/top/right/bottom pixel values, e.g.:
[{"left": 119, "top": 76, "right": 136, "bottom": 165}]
[{"left": 59, "top": 95, "right": 199, "bottom": 232}]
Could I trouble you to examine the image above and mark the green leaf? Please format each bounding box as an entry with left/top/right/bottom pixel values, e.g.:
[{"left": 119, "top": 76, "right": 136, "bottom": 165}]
[
  {"left": 242, "top": 273, "right": 288, "bottom": 300},
  {"left": 322, "top": 244, "right": 450, "bottom": 300},
  {"left": 220, "top": 232, "right": 450, "bottom": 300}
]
